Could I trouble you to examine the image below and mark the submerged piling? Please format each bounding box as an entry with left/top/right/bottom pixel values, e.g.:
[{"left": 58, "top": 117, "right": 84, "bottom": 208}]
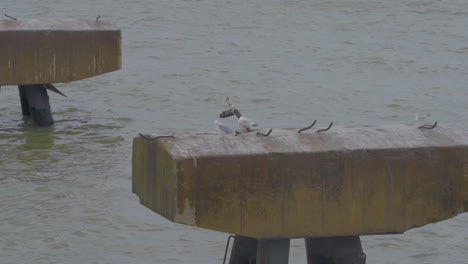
[
  {"left": 21, "top": 84, "right": 54, "bottom": 126},
  {"left": 18, "top": 85, "right": 31, "bottom": 116}
]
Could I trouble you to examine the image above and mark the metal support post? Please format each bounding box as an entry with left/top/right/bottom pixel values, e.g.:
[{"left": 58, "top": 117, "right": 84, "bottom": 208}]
[
  {"left": 229, "top": 235, "right": 257, "bottom": 264},
  {"left": 305, "top": 236, "right": 366, "bottom": 264},
  {"left": 18, "top": 85, "right": 31, "bottom": 115},
  {"left": 22, "top": 84, "right": 54, "bottom": 126},
  {"left": 256, "top": 238, "right": 290, "bottom": 264}
]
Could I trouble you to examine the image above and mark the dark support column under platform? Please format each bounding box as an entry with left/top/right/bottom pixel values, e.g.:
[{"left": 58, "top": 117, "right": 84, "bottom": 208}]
[
  {"left": 305, "top": 236, "right": 366, "bottom": 264},
  {"left": 18, "top": 84, "right": 54, "bottom": 126},
  {"left": 229, "top": 235, "right": 366, "bottom": 264},
  {"left": 256, "top": 239, "right": 290, "bottom": 264},
  {"left": 229, "top": 235, "right": 290, "bottom": 264},
  {"left": 229, "top": 235, "right": 257, "bottom": 264},
  {"left": 18, "top": 85, "right": 31, "bottom": 116}
]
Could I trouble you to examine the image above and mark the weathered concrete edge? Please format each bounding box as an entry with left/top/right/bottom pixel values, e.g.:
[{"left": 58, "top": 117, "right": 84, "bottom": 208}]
[
  {"left": 165, "top": 142, "right": 468, "bottom": 215},
  {"left": 132, "top": 136, "right": 178, "bottom": 222},
  {"left": 132, "top": 132, "right": 468, "bottom": 239},
  {"left": 163, "top": 124, "right": 468, "bottom": 159},
  {"left": 0, "top": 19, "right": 120, "bottom": 31},
  {"left": 172, "top": 149, "right": 466, "bottom": 239},
  {"left": 0, "top": 24, "right": 121, "bottom": 85}
]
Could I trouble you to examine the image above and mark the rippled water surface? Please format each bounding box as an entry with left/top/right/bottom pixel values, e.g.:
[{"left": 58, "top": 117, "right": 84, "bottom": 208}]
[{"left": 1, "top": 0, "right": 468, "bottom": 263}]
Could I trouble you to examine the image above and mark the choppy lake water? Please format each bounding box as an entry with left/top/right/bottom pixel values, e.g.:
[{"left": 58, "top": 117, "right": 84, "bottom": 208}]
[{"left": 1, "top": 0, "right": 468, "bottom": 263}]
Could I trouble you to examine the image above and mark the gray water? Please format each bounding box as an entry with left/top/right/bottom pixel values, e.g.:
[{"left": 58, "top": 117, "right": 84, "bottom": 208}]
[{"left": 1, "top": 0, "right": 468, "bottom": 263}]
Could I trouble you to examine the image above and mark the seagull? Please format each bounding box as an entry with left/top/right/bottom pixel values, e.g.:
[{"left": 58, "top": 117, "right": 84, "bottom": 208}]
[
  {"left": 214, "top": 120, "right": 239, "bottom": 135},
  {"left": 238, "top": 116, "right": 258, "bottom": 131},
  {"left": 232, "top": 109, "right": 258, "bottom": 131},
  {"left": 224, "top": 97, "right": 258, "bottom": 131}
]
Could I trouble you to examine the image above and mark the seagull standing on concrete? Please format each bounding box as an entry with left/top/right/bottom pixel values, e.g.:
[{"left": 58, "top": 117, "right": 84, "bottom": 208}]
[
  {"left": 224, "top": 97, "right": 258, "bottom": 132},
  {"left": 214, "top": 120, "right": 239, "bottom": 135},
  {"left": 232, "top": 109, "right": 258, "bottom": 132},
  {"left": 238, "top": 116, "right": 258, "bottom": 131}
]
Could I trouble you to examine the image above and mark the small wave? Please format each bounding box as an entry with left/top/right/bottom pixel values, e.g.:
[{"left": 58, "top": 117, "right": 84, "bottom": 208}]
[
  {"left": 375, "top": 242, "right": 401, "bottom": 248},
  {"left": 454, "top": 48, "right": 468, "bottom": 53},
  {"left": 72, "top": 231, "right": 88, "bottom": 237},
  {"left": 161, "top": 73, "right": 200, "bottom": 78},
  {"left": 359, "top": 56, "right": 387, "bottom": 65},
  {"left": 76, "top": 124, "right": 124, "bottom": 130},
  {"left": 249, "top": 98, "right": 271, "bottom": 103},
  {"left": 94, "top": 136, "right": 125, "bottom": 145},
  {"left": 54, "top": 107, "right": 80, "bottom": 115},
  {"left": 410, "top": 252, "right": 440, "bottom": 258}
]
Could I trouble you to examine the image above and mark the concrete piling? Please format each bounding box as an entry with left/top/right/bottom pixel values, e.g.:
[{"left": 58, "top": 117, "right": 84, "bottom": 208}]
[
  {"left": 256, "top": 239, "right": 290, "bottom": 264},
  {"left": 305, "top": 236, "right": 365, "bottom": 264},
  {"left": 132, "top": 125, "right": 468, "bottom": 238},
  {"left": 228, "top": 235, "right": 363, "bottom": 264},
  {"left": 132, "top": 124, "right": 468, "bottom": 263},
  {"left": 228, "top": 236, "right": 290, "bottom": 264},
  {"left": 229, "top": 235, "right": 257, "bottom": 264},
  {"left": 0, "top": 19, "right": 121, "bottom": 85},
  {"left": 18, "top": 85, "right": 31, "bottom": 116},
  {"left": 21, "top": 84, "right": 54, "bottom": 126},
  {"left": 1, "top": 19, "right": 121, "bottom": 126}
]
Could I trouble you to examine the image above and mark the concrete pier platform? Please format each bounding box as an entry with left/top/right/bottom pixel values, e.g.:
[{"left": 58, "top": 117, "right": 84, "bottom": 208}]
[
  {"left": 0, "top": 19, "right": 121, "bottom": 85},
  {"left": 132, "top": 124, "right": 468, "bottom": 239},
  {"left": 0, "top": 19, "right": 121, "bottom": 126}
]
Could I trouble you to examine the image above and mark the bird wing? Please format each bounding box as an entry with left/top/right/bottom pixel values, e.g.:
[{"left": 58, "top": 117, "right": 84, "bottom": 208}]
[
  {"left": 244, "top": 117, "right": 258, "bottom": 126},
  {"left": 238, "top": 117, "right": 251, "bottom": 129},
  {"left": 216, "top": 121, "right": 235, "bottom": 134},
  {"left": 220, "top": 124, "right": 234, "bottom": 134}
]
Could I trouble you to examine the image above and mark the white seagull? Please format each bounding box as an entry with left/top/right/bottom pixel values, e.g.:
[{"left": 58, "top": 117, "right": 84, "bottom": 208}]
[
  {"left": 224, "top": 97, "right": 258, "bottom": 132},
  {"left": 231, "top": 109, "right": 258, "bottom": 131},
  {"left": 214, "top": 120, "right": 238, "bottom": 135},
  {"left": 238, "top": 116, "right": 258, "bottom": 131}
]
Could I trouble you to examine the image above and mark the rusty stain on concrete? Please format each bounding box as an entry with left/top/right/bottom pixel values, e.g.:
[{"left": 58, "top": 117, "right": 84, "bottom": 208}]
[{"left": 133, "top": 124, "right": 468, "bottom": 239}]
